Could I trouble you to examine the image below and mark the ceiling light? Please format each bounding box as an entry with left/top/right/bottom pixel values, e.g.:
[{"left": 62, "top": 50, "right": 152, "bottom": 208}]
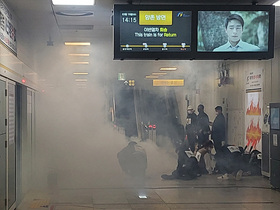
[
  {"left": 73, "top": 72, "right": 89, "bottom": 75},
  {"left": 160, "top": 67, "right": 177, "bottom": 71},
  {"left": 152, "top": 72, "right": 167, "bottom": 75},
  {"left": 145, "top": 75, "right": 159, "bottom": 79},
  {"left": 71, "top": 62, "right": 89, "bottom": 64},
  {"left": 75, "top": 79, "right": 88, "bottom": 82},
  {"left": 56, "top": 12, "right": 93, "bottom": 17},
  {"left": 65, "top": 42, "right": 90, "bottom": 46},
  {"left": 138, "top": 195, "right": 147, "bottom": 199},
  {"left": 274, "top": 1, "right": 280, "bottom": 6},
  {"left": 69, "top": 54, "right": 90, "bottom": 56},
  {"left": 52, "top": 0, "right": 95, "bottom": 5}
]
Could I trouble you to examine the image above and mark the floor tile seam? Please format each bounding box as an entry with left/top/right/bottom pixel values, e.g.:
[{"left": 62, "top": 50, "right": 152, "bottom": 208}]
[
  {"left": 50, "top": 201, "right": 275, "bottom": 206},
  {"left": 49, "top": 185, "right": 272, "bottom": 191}
]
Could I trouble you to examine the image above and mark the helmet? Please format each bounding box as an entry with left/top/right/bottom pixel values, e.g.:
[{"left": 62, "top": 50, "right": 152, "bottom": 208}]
[{"left": 187, "top": 105, "right": 193, "bottom": 110}]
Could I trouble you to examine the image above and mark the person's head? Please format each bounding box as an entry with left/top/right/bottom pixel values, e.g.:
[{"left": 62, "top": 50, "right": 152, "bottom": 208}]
[
  {"left": 197, "top": 104, "right": 204, "bottom": 113},
  {"left": 203, "top": 140, "right": 214, "bottom": 152},
  {"left": 225, "top": 14, "right": 244, "bottom": 46},
  {"left": 187, "top": 105, "right": 194, "bottom": 114},
  {"left": 128, "top": 141, "right": 137, "bottom": 148},
  {"left": 215, "top": 106, "right": 223, "bottom": 115}
]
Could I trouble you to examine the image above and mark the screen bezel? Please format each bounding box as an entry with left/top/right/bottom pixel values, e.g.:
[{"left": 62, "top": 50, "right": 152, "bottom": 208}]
[
  {"left": 113, "top": 4, "right": 275, "bottom": 60},
  {"left": 195, "top": 5, "right": 275, "bottom": 60}
]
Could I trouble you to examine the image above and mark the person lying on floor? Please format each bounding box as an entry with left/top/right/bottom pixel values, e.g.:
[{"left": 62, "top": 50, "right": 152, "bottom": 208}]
[
  {"left": 216, "top": 145, "right": 244, "bottom": 180},
  {"left": 161, "top": 141, "right": 214, "bottom": 180}
]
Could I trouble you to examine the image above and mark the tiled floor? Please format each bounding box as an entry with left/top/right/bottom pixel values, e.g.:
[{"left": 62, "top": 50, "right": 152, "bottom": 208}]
[{"left": 17, "top": 175, "right": 280, "bottom": 210}]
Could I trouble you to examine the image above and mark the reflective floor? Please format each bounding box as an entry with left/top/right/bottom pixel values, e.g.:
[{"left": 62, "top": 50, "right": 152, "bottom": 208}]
[{"left": 17, "top": 175, "right": 280, "bottom": 210}]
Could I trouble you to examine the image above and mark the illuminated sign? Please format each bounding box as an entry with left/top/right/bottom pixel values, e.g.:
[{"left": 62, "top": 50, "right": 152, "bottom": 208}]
[
  {"left": 153, "top": 79, "right": 184, "bottom": 87},
  {"left": 119, "top": 9, "right": 191, "bottom": 53},
  {"left": 139, "top": 11, "right": 172, "bottom": 25}
]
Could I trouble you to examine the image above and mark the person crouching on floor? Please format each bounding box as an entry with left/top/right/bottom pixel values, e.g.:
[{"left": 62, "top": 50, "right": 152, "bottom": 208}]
[{"left": 161, "top": 140, "right": 214, "bottom": 180}]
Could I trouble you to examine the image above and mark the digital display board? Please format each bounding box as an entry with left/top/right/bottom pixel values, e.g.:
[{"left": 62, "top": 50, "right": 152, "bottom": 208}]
[
  {"left": 120, "top": 10, "right": 191, "bottom": 52},
  {"left": 114, "top": 4, "right": 275, "bottom": 60}
]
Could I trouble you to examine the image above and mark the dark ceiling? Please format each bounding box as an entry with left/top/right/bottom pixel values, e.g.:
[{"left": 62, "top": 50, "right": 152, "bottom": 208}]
[{"left": 115, "top": 0, "right": 278, "bottom": 5}]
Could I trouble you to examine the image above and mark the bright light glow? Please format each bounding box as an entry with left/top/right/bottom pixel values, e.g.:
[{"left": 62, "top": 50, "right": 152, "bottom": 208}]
[
  {"left": 73, "top": 72, "right": 89, "bottom": 75},
  {"left": 71, "top": 62, "right": 89, "bottom": 64},
  {"left": 52, "top": 0, "right": 95, "bottom": 5},
  {"left": 160, "top": 67, "right": 177, "bottom": 71},
  {"left": 65, "top": 42, "right": 91, "bottom": 46},
  {"left": 138, "top": 195, "right": 147, "bottom": 199},
  {"left": 145, "top": 75, "right": 159, "bottom": 79},
  {"left": 273, "top": 1, "right": 280, "bottom": 6},
  {"left": 68, "top": 54, "right": 90, "bottom": 56},
  {"left": 152, "top": 72, "right": 167, "bottom": 75},
  {"left": 75, "top": 79, "right": 88, "bottom": 82}
]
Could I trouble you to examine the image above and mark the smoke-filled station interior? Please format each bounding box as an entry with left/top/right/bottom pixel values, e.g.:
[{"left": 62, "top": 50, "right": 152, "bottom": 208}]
[{"left": 1, "top": 0, "right": 280, "bottom": 210}]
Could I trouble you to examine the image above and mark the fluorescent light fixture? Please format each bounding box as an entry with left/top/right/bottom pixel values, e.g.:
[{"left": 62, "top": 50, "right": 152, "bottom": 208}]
[
  {"left": 52, "top": 0, "right": 95, "bottom": 5},
  {"left": 138, "top": 195, "right": 147, "bottom": 199},
  {"left": 145, "top": 75, "right": 159, "bottom": 79},
  {"left": 65, "top": 42, "right": 90, "bottom": 46},
  {"left": 160, "top": 67, "right": 177, "bottom": 71},
  {"left": 75, "top": 79, "right": 88, "bottom": 82},
  {"left": 71, "top": 61, "right": 89, "bottom": 64},
  {"left": 73, "top": 72, "right": 89, "bottom": 75},
  {"left": 273, "top": 1, "right": 280, "bottom": 6},
  {"left": 152, "top": 72, "right": 167, "bottom": 75},
  {"left": 68, "top": 54, "right": 90, "bottom": 57}
]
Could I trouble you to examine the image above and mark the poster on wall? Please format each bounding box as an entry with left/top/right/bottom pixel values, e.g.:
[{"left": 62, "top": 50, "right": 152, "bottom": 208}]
[
  {"left": 245, "top": 69, "right": 263, "bottom": 152},
  {"left": 0, "top": 0, "right": 17, "bottom": 55}
]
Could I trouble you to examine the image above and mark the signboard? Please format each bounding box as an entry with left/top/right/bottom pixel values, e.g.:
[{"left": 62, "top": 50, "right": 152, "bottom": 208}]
[
  {"left": 153, "top": 79, "right": 184, "bottom": 87},
  {"left": 119, "top": 9, "right": 191, "bottom": 52},
  {"left": 0, "top": 0, "right": 17, "bottom": 54},
  {"left": 245, "top": 69, "right": 263, "bottom": 152},
  {"left": 118, "top": 73, "right": 126, "bottom": 81}
]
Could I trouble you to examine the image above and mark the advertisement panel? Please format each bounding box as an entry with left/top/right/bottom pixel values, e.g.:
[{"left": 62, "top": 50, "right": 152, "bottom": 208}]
[
  {"left": 0, "top": 0, "right": 17, "bottom": 55},
  {"left": 245, "top": 69, "right": 263, "bottom": 152}
]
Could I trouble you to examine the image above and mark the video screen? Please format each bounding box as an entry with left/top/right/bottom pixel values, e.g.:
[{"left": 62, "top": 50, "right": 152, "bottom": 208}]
[
  {"left": 271, "top": 108, "right": 280, "bottom": 130},
  {"left": 119, "top": 10, "right": 192, "bottom": 52},
  {"left": 197, "top": 11, "right": 270, "bottom": 52}
]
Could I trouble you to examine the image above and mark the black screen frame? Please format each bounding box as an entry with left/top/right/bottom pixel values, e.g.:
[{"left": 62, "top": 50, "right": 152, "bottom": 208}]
[{"left": 113, "top": 4, "right": 275, "bottom": 60}]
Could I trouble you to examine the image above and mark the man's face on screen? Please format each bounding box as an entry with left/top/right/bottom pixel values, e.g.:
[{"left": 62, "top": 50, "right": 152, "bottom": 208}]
[{"left": 225, "top": 19, "right": 243, "bottom": 45}]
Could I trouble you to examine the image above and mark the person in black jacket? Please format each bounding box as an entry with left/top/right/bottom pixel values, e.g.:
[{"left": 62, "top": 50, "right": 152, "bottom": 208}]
[
  {"left": 197, "top": 104, "right": 210, "bottom": 146},
  {"left": 161, "top": 141, "right": 214, "bottom": 180},
  {"left": 117, "top": 141, "right": 147, "bottom": 179},
  {"left": 211, "top": 106, "right": 226, "bottom": 154},
  {"left": 211, "top": 106, "right": 226, "bottom": 172},
  {"left": 185, "top": 106, "right": 198, "bottom": 152}
]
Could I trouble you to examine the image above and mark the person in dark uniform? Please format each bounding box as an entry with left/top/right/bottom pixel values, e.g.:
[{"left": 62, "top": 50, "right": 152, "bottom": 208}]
[
  {"left": 210, "top": 106, "right": 226, "bottom": 173},
  {"left": 217, "top": 145, "right": 243, "bottom": 180},
  {"left": 197, "top": 104, "right": 210, "bottom": 146},
  {"left": 117, "top": 141, "right": 147, "bottom": 179},
  {"left": 161, "top": 141, "right": 214, "bottom": 180},
  {"left": 211, "top": 106, "right": 226, "bottom": 155}
]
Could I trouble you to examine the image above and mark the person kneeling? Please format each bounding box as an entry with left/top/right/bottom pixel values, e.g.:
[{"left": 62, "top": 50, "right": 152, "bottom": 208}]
[{"left": 161, "top": 141, "right": 214, "bottom": 180}]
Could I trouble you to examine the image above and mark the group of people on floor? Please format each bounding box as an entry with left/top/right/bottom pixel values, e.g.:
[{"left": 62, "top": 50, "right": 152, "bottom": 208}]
[
  {"left": 117, "top": 104, "right": 260, "bottom": 182},
  {"left": 162, "top": 104, "right": 245, "bottom": 181}
]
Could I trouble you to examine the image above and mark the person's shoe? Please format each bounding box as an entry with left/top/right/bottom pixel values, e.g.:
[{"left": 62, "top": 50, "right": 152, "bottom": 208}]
[
  {"left": 217, "top": 173, "right": 229, "bottom": 180},
  {"left": 161, "top": 174, "right": 175, "bottom": 180},
  {"left": 235, "top": 170, "right": 243, "bottom": 181}
]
